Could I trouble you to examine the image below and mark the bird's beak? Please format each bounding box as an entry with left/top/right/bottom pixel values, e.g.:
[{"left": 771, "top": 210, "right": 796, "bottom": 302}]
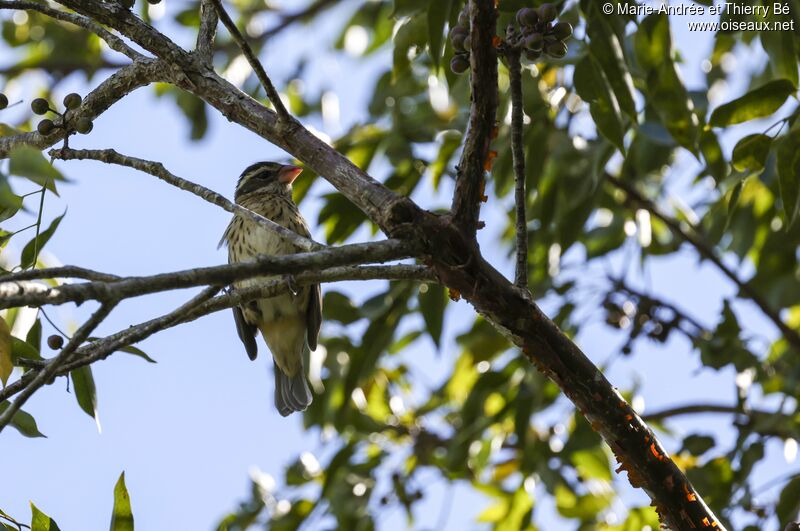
[{"left": 278, "top": 165, "right": 303, "bottom": 184}]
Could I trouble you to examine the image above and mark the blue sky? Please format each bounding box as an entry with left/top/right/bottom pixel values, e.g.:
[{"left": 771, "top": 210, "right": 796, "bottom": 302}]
[{"left": 1, "top": 1, "right": 796, "bottom": 529}]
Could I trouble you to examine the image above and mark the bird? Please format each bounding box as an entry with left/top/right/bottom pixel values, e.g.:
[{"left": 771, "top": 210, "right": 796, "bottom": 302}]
[{"left": 220, "top": 161, "right": 322, "bottom": 417}]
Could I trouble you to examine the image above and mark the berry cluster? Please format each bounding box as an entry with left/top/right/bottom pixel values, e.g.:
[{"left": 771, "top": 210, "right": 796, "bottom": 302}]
[
  {"left": 514, "top": 3, "right": 572, "bottom": 60},
  {"left": 31, "top": 93, "right": 93, "bottom": 136},
  {"left": 449, "top": 3, "right": 573, "bottom": 74}
]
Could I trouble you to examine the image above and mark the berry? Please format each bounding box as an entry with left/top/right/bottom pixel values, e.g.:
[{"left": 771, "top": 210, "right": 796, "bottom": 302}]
[
  {"left": 516, "top": 7, "right": 539, "bottom": 27},
  {"left": 120, "top": 0, "right": 135, "bottom": 8},
  {"left": 37, "top": 119, "right": 55, "bottom": 135},
  {"left": 538, "top": 3, "right": 558, "bottom": 23},
  {"left": 524, "top": 49, "right": 542, "bottom": 62},
  {"left": 552, "top": 21, "right": 573, "bottom": 40},
  {"left": 450, "top": 54, "right": 470, "bottom": 74},
  {"left": 146, "top": 0, "right": 161, "bottom": 4},
  {"left": 75, "top": 117, "right": 94, "bottom": 134},
  {"left": 0, "top": 93, "right": 7, "bottom": 110},
  {"left": 545, "top": 40, "right": 568, "bottom": 58},
  {"left": 449, "top": 26, "right": 468, "bottom": 51},
  {"left": 31, "top": 98, "right": 50, "bottom": 115},
  {"left": 525, "top": 33, "right": 544, "bottom": 52},
  {"left": 63, "top": 93, "right": 82, "bottom": 110},
  {"left": 458, "top": 9, "right": 469, "bottom": 27},
  {"left": 47, "top": 334, "right": 64, "bottom": 350}
]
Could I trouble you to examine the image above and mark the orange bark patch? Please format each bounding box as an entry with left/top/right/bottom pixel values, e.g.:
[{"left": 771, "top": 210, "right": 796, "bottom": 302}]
[
  {"left": 448, "top": 288, "right": 461, "bottom": 302},
  {"left": 492, "top": 35, "right": 502, "bottom": 47},
  {"left": 484, "top": 150, "right": 498, "bottom": 171},
  {"left": 479, "top": 179, "right": 488, "bottom": 202}
]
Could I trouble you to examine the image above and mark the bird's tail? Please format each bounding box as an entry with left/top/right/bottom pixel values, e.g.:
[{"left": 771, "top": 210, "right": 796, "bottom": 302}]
[{"left": 274, "top": 360, "right": 312, "bottom": 417}]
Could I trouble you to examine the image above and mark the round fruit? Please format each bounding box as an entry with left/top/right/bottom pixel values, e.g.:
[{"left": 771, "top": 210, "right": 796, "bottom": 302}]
[
  {"left": 458, "top": 9, "right": 469, "bottom": 27},
  {"left": 0, "top": 93, "right": 7, "bottom": 109},
  {"left": 545, "top": 40, "right": 568, "bottom": 58},
  {"left": 146, "top": 0, "right": 161, "bottom": 4},
  {"left": 120, "top": 0, "right": 135, "bottom": 8},
  {"left": 524, "top": 49, "right": 542, "bottom": 62},
  {"left": 75, "top": 117, "right": 94, "bottom": 134},
  {"left": 31, "top": 98, "right": 50, "bottom": 115},
  {"left": 37, "top": 119, "right": 55, "bottom": 135},
  {"left": 449, "top": 26, "right": 468, "bottom": 50},
  {"left": 63, "top": 93, "right": 82, "bottom": 110},
  {"left": 524, "top": 32, "right": 544, "bottom": 51},
  {"left": 450, "top": 54, "right": 470, "bottom": 74},
  {"left": 552, "top": 21, "right": 573, "bottom": 40},
  {"left": 516, "top": 7, "right": 539, "bottom": 27},
  {"left": 47, "top": 334, "right": 64, "bottom": 350},
  {"left": 538, "top": 3, "right": 558, "bottom": 23}
]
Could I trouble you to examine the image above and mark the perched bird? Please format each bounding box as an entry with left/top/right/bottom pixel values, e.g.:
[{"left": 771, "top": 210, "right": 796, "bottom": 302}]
[{"left": 221, "top": 162, "right": 322, "bottom": 417}]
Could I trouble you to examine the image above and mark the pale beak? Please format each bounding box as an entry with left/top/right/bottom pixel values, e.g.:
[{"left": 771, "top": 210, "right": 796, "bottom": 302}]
[{"left": 278, "top": 165, "right": 303, "bottom": 184}]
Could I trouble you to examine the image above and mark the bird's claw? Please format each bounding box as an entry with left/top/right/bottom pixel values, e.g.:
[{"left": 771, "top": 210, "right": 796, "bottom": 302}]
[{"left": 284, "top": 274, "right": 299, "bottom": 296}]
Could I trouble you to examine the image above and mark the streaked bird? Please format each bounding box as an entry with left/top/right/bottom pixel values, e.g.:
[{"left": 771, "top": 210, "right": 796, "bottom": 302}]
[{"left": 221, "top": 162, "right": 321, "bottom": 416}]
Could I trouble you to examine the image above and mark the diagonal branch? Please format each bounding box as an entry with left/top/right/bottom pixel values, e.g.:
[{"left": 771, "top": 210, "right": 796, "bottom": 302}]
[
  {"left": 0, "top": 240, "right": 421, "bottom": 309},
  {"left": 256, "top": 0, "right": 338, "bottom": 41},
  {"left": 508, "top": 49, "right": 528, "bottom": 288},
  {"left": 49, "top": 147, "right": 321, "bottom": 251},
  {"left": 0, "top": 302, "right": 115, "bottom": 434},
  {"left": 0, "top": 0, "right": 143, "bottom": 60},
  {"left": 606, "top": 173, "right": 800, "bottom": 352},
  {"left": 0, "top": 266, "right": 121, "bottom": 283},
  {"left": 209, "top": 0, "right": 290, "bottom": 122},
  {"left": 0, "top": 59, "right": 166, "bottom": 157},
  {"left": 0, "top": 265, "right": 433, "bottom": 403},
  {"left": 451, "top": 0, "right": 498, "bottom": 237}
]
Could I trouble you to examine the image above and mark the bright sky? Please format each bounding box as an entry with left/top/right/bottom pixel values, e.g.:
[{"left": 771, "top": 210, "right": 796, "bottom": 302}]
[{"left": 1, "top": 1, "right": 795, "bottom": 530}]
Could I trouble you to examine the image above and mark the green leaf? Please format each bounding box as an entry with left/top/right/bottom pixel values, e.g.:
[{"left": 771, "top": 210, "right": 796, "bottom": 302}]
[
  {"left": 426, "top": 0, "right": 452, "bottom": 70},
  {"left": 70, "top": 365, "right": 98, "bottom": 422},
  {"left": 0, "top": 176, "right": 23, "bottom": 223},
  {"left": 761, "top": 11, "right": 799, "bottom": 87},
  {"left": 732, "top": 133, "right": 772, "bottom": 173},
  {"left": 20, "top": 212, "right": 66, "bottom": 269},
  {"left": 322, "top": 291, "right": 361, "bottom": 325},
  {"left": 0, "top": 400, "right": 46, "bottom": 438},
  {"left": 393, "top": 15, "right": 428, "bottom": 77},
  {"left": 0, "top": 316, "right": 11, "bottom": 386},
  {"left": 574, "top": 55, "right": 625, "bottom": 152},
  {"left": 26, "top": 319, "right": 42, "bottom": 353},
  {"left": 419, "top": 283, "right": 447, "bottom": 348},
  {"left": 8, "top": 146, "right": 66, "bottom": 194},
  {"left": 431, "top": 130, "right": 462, "bottom": 189},
  {"left": 724, "top": 179, "right": 744, "bottom": 233},
  {"left": 30, "top": 503, "right": 60, "bottom": 531},
  {"left": 110, "top": 472, "right": 134, "bottom": 531},
  {"left": 682, "top": 434, "right": 715, "bottom": 456},
  {"left": 709, "top": 79, "right": 796, "bottom": 127},
  {"left": 571, "top": 447, "right": 612, "bottom": 480},
  {"left": 776, "top": 129, "right": 800, "bottom": 226},
  {"left": 777, "top": 477, "right": 800, "bottom": 525},
  {"left": 11, "top": 337, "right": 43, "bottom": 365}
]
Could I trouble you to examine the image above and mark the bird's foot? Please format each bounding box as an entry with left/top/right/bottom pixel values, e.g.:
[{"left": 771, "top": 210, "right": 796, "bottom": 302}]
[{"left": 283, "top": 274, "right": 299, "bottom": 296}]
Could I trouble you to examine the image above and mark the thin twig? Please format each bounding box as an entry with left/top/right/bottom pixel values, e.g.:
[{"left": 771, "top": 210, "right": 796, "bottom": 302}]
[
  {"left": 0, "top": 302, "right": 115, "bottom": 433},
  {"left": 49, "top": 147, "right": 321, "bottom": 251},
  {"left": 0, "top": 266, "right": 121, "bottom": 283},
  {"left": 0, "top": 241, "right": 422, "bottom": 309},
  {"left": 257, "top": 0, "right": 338, "bottom": 41},
  {"left": 209, "top": 0, "right": 290, "bottom": 122},
  {"left": 606, "top": 173, "right": 800, "bottom": 352},
  {"left": 508, "top": 49, "right": 528, "bottom": 288},
  {"left": 0, "top": 0, "right": 143, "bottom": 60}
]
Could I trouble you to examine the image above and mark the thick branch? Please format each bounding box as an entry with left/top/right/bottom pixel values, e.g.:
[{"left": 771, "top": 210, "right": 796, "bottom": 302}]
[
  {"left": 49, "top": 147, "right": 320, "bottom": 251},
  {"left": 606, "top": 173, "right": 800, "bottom": 352},
  {"left": 451, "top": 0, "right": 498, "bottom": 236},
  {"left": 209, "top": 0, "right": 289, "bottom": 121},
  {"left": 0, "top": 0, "right": 143, "bottom": 60},
  {"left": 508, "top": 49, "right": 528, "bottom": 288},
  {"left": 0, "top": 266, "right": 120, "bottom": 283},
  {"left": 195, "top": 0, "right": 218, "bottom": 64},
  {"left": 0, "top": 240, "right": 420, "bottom": 309},
  {"left": 0, "top": 265, "right": 432, "bottom": 403},
  {"left": 0, "top": 59, "right": 165, "bottom": 157},
  {"left": 0, "top": 302, "right": 114, "bottom": 433}
]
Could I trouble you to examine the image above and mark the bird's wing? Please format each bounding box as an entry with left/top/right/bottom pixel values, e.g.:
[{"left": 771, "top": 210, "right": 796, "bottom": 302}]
[
  {"left": 306, "top": 284, "right": 322, "bottom": 351},
  {"left": 232, "top": 305, "right": 259, "bottom": 360}
]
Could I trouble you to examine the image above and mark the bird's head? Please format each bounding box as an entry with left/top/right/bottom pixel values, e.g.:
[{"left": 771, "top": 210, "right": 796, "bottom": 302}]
[{"left": 235, "top": 161, "right": 303, "bottom": 201}]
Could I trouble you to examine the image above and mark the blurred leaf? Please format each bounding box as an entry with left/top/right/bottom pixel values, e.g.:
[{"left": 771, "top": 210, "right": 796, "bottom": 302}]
[
  {"left": 419, "top": 282, "right": 447, "bottom": 348},
  {"left": 20, "top": 211, "right": 66, "bottom": 269},
  {"left": 776, "top": 128, "right": 800, "bottom": 226},
  {"left": 0, "top": 316, "right": 11, "bottom": 386},
  {"left": 110, "top": 471, "right": 134, "bottom": 531},
  {"left": 322, "top": 291, "right": 361, "bottom": 325},
  {"left": 574, "top": 55, "right": 625, "bottom": 152},
  {"left": 709, "top": 79, "right": 796, "bottom": 127},
  {"left": 8, "top": 147, "right": 66, "bottom": 194},
  {"left": 426, "top": 0, "right": 453, "bottom": 70},
  {"left": 777, "top": 476, "right": 800, "bottom": 525},
  {"left": 682, "top": 434, "right": 716, "bottom": 456},
  {"left": 0, "top": 400, "right": 46, "bottom": 438},
  {"left": 732, "top": 133, "right": 771, "bottom": 173},
  {"left": 431, "top": 130, "right": 462, "bottom": 189}
]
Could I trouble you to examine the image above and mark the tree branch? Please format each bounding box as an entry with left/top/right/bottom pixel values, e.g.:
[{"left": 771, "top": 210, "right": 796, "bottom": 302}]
[
  {"left": 451, "top": 0, "right": 498, "bottom": 236},
  {"left": 49, "top": 147, "right": 321, "bottom": 252},
  {"left": 0, "top": 59, "right": 165, "bottom": 157},
  {"left": 0, "top": 240, "right": 421, "bottom": 309},
  {"left": 0, "top": 0, "right": 143, "bottom": 60},
  {"left": 508, "top": 49, "right": 528, "bottom": 288},
  {"left": 0, "top": 265, "right": 433, "bottom": 403},
  {"left": 209, "top": 0, "right": 290, "bottom": 122},
  {"left": 195, "top": 0, "right": 218, "bottom": 64},
  {"left": 606, "top": 173, "right": 800, "bottom": 353},
  {"left": 0, "top": 302, "right": 115, "bottom": 434},
  {"left": 256, "top": 0, "right": 339, "bottom": 41}
]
